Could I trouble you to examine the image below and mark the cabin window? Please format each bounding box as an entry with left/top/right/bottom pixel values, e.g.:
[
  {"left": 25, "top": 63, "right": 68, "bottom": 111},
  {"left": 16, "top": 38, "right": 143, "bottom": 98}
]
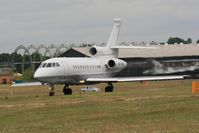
[
  {"left": 56, "top": 63, "right": 60, "bottom": 67},
  {"left": 46, "top": 63, "right": 52, "bottom": 67},
  {"left": 52, "top": 63, "right": 56, "bottom": 67}
]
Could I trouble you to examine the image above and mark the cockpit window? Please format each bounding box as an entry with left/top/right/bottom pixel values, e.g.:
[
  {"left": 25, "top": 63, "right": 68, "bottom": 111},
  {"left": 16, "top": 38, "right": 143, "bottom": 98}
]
[
  {"left": 52, "top": 63, "right": 56, "bottom": 67},
  {"left": 46, "top": 63, "right": 52, "bottom": 67},
  {"left": 42, "top": 63, "right": 47, "bottom": 68},
  {"left": 40, "top": 62, "right": 60, "bottom": 68},
  {"left": 39, "top": 63, "right": 43, "bottom": 68}
]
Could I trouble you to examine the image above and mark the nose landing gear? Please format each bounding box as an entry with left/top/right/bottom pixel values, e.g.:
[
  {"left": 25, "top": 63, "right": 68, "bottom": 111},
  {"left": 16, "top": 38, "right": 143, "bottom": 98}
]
[
  {"left": 49, "top": 84, "right": 55, "bottom": 96},
  {"left": 63, "top": 84, "right": 72, "bottom": 95}
]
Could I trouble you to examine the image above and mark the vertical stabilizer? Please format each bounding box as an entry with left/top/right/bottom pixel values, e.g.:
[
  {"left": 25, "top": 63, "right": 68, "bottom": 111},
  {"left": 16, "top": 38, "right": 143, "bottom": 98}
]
[{"left": 106, "top": 18, "right": 121, "bottom": 48}]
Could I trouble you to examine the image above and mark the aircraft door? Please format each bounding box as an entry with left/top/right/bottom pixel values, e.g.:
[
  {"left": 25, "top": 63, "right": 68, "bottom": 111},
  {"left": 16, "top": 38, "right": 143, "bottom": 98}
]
[{"left": 61, "top": 61, "right": 68, "bottom": 75}]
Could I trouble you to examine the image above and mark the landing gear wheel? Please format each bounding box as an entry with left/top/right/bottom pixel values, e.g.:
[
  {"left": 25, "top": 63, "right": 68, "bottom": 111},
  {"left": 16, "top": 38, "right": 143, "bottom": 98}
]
[
  {"left": 105, "top": 87, "right": 113, "bottom": 92},
  {"left": 49, "top": 91, "right": 55, "bottom": 96},
  {"left": 63, "top": 88, "right": 72, "bottom": 95},
  {"left": 63, "top": 84, "right": 72, "bottom": 95},
  {"left": 105, "top": 87, "right": 109, "bottom": 92},
  {"left": 49, "top": 84, "right": 55, "bottom": 96},
  {"left": 67, "top": 88, "right": 72, "bottom": 95},
  {"left": 105, "top": 83, "right": 114, "bottom": 92},
  {"left": 108, "top": 87, "right": 113, "bottom": 92}
]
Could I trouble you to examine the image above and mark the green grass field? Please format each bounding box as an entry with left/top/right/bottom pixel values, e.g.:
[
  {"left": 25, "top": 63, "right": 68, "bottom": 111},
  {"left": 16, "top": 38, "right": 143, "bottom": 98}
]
[{"left": 0, "top": 80, "right": 199, "bottom": 133}]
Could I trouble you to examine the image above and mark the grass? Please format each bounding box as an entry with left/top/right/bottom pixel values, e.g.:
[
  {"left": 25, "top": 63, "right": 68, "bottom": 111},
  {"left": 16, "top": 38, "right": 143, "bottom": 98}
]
[{"left": 0, "top": 80, "right": 199, "bottom": 132}]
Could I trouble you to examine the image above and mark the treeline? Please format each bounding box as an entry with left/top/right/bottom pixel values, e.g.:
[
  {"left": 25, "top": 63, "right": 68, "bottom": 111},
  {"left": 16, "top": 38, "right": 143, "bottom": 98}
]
[
  {"left": 0, "top": 53, "right": 49, "bottom": 63},
  {"left": 0, "top": 53, "right": 50, "bottom": 74},
  {"left": 167, "top": 37, "right": 193, "bottom": 44}
]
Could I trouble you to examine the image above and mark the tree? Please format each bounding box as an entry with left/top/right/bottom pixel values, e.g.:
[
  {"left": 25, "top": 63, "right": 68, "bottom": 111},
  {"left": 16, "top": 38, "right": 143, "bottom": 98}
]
[
  {"left": 167, "top": 37, "right": 192, "bottom": 44},
  {"left": 22, "top": 69, "right": 34, "bottom": 82},
  {"left": 31, "top": 53, "right": 42, "bottom": 61},
  {"left": 167, "top": 37, "right": 184, "bottom": 44},
  {"left": 185, "top": 38, "right": 192, "bottom": 44},
  {"left": 10, "top": 53, "right": 23, "bottom": 62},
  {"left": 0, "top": 53, "right": 10, "bottom": 62}
]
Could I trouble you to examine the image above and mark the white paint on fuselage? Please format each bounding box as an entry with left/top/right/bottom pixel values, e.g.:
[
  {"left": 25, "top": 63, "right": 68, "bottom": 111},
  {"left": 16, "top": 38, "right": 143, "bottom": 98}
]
[{"left": 34, "top": 57, "right": 127, "bottom": 85}]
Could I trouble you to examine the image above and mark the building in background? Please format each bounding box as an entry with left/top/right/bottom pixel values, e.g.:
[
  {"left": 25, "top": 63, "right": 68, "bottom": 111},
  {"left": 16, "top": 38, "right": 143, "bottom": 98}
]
[{"left": 0, "top": 64, "right": 13, "bottom": 84}]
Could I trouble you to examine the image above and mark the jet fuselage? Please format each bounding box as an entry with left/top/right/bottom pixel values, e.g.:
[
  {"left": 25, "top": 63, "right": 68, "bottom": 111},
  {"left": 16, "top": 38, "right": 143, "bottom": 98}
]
[{"left": 34, "top": 57, "right": 127, "bottom": 85}]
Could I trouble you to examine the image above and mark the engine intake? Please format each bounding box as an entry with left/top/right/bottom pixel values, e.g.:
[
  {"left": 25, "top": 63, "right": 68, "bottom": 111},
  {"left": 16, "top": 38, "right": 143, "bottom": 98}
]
[
  {"left": 89, "top": 46, "right": 115, "bottom": 57},
  {"left": 105, "top": 58, "right": 127, "bottom": 71},
  {"left": 108, "top": 60, "right": 115, "bottom": 68},
  {"left": 89, "top": 47, "right": 97, "bottom": 55}
]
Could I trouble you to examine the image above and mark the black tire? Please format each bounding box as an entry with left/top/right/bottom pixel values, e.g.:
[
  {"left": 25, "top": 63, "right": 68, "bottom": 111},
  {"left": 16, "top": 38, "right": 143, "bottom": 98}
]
[
  {"left": 63, "top": 88, "right": 72, "bottom": 95},
  {"left": 109, "top": 87, "right": 113, "bottom": 92},
  {"left": 49, "top": 92, "right": 55, "bottom": 96},
  {"left": 105, "top": 87, "right": 113, "bottom": 92},
  {"left": 68, "top": 89, "right": 72, "bottom": 95},
  {"left": 105, "top": 87, "right": 109, "bottom": 92}
]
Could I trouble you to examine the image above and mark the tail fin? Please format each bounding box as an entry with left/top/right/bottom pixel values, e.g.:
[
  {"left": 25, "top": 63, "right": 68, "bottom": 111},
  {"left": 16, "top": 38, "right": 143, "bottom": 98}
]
[{"left": 106, "top": 18, "right": 121, "bottom": 48}]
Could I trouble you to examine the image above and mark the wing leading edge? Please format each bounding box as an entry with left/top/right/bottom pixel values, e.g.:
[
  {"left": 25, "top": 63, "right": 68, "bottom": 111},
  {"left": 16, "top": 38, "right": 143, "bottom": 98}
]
[{"left": 86, "top": 75, "right": 184, "bottom": 82}]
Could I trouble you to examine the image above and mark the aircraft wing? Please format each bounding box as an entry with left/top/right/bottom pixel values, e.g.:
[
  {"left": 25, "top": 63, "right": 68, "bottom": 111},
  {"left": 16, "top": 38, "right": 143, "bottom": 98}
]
[
  {"left": 86, "top": 75, "right": 184, "bottom": 82},
  {"left": 12, "top": 82, "right": 44, "bottom": 87}
]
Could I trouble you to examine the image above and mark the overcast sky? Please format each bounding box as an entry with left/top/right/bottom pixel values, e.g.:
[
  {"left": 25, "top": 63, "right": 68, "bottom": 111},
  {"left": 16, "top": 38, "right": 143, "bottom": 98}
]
[{"left": 0, "top": 0, "right": 199, "bottom": 53}]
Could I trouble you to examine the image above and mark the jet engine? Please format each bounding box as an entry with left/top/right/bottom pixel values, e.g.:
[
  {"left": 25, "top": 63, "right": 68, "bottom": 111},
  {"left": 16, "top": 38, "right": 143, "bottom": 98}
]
[
  {"left": 107, "top": 59, "right": 116, "bottom": 68},
  {"left": 89, "top": 46, "right": 115, "bottom": 57},
  {"left": 106, "top": 58, "right": 127, "bottom": 70}
]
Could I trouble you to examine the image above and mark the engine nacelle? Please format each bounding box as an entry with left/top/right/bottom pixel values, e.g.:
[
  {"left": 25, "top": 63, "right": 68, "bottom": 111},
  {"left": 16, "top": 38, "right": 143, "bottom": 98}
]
[
  {"left": 89, "top": 46, "right": 115, "bottom": 57},
  {"left": 106, "top": 58, "right": 127, "bottom": 70}
]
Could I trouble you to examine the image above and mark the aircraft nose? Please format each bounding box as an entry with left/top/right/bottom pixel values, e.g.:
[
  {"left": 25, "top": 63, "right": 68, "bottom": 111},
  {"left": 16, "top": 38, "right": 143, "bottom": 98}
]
[
  {"left": 33, "top": 69, "right": 41, "bottom": 79},
  {"left": 33, "top": 70, "right": 38, "bottom": 79}
]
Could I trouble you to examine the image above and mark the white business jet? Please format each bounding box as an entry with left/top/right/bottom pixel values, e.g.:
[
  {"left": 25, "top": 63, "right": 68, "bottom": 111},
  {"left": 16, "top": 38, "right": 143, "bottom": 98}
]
[{"left": 32, "top": 19, "right": 183, "bottom": 96}]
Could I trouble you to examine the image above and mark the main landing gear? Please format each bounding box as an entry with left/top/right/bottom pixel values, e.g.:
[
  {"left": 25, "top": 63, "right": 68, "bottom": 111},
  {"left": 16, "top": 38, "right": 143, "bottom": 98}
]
[
  {"left": 48, "top": 84, "right": 72, "bottom": 96},
  {"left": 105, "top": 82, "right": 114, "bottom": 92},
  {"left": 63, "top": 84, "right": 72, "bottom": 95},
  {"left": 48, "top": 83, "right": 112, "bottom": 96}
]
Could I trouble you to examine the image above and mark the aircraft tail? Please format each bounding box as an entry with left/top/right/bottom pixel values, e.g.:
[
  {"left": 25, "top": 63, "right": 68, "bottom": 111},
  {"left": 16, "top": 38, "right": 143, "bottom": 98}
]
[
  {"left": 106, "top": 18, "right": 121, "bottom": 48},
  {"left": 89, "top": 19, "right": 121, "bottom": 58},
  {"left": 89, "top": 19, "right": 155, "bottom": 58}
]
